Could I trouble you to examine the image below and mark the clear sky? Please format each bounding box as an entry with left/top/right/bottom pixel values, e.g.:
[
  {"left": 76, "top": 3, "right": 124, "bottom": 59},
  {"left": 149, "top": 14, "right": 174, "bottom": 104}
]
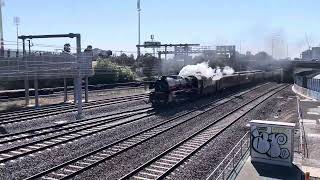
[{"left": 2, "top": 0, "right": 320, "bottom": 58}]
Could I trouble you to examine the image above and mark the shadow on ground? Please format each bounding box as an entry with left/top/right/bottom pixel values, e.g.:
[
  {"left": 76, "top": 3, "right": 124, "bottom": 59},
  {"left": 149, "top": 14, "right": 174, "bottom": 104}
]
[{"left": 252, "top": 162, "right": 304, "bottom": 180}]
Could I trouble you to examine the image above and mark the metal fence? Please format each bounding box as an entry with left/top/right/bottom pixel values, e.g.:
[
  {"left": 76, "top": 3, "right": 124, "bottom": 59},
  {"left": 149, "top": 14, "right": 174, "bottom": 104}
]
[
  {"left": 0, "top": 53, "right": 93, "bottom": 81},
  {"left": 295, "top": 75, "right": 320, "bottom": 92},
  {"left": 206, "top": 132, "right": 250, "bottom": 180},
  {"left": 294, "top": 75, "right": 320, "bottom": 100}
]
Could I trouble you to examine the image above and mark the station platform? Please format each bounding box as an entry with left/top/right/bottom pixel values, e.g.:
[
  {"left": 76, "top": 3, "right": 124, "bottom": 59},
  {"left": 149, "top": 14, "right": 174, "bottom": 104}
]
[{"left": 234, "top": 88, "right": 320, "bottom": 180}]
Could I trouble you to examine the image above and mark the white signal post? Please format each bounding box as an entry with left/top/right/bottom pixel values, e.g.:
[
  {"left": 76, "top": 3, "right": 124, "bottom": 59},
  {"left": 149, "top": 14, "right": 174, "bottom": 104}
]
[{"left": 14, "top": 16, "right": 20, "bottom": 56}]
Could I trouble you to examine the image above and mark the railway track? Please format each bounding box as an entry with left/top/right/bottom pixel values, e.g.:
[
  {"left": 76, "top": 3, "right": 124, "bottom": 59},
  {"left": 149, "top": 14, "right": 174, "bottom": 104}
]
[
  {"left": 120, "top": 84, "right": 288, "bottom": 180},
  {"left": 0, "top": 93, "right": 147, "bottom": 118},
  {"left": 0, "top": 94, "right": 149, "bottom": 125},
  {"left": 21, "top": 83, "right": 278, "bottom": 180},
  {"left": 0, "top": 85, "right": 145, "bottom": 103},
  {"left": 0, "top": 107, "right": 155, "bottom": 164},
  {"left": 0, "top": 106, "right": 154, "bottom": 145}
]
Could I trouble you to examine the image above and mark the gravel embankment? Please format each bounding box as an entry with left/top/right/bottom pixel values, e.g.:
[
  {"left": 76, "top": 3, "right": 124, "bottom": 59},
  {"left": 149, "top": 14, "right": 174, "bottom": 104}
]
[
  {"left": 0, "top": 83, "right": 261, "bottom": 179},
  {"left": 70, "top": 83, "right": 279, "bottom": 179},
  {"left": 0, "top": 82, "right": 289, "bottom": 180},
  {"left": 169, "top": 85, "right": 299, "bottom": 180}
]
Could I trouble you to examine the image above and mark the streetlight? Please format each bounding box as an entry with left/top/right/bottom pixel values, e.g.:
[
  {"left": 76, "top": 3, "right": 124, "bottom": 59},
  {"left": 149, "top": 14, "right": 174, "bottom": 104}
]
[
  {"left": 13, "top": 16, "right": 20, "bottom": 57},
  {"left": 137, "top": 0, "right": 141, "bottom": 58},
  {"left": 151, "top": 34, "right": 155, "bottom": 56},
  {"left": 0, "top": 0, "right": 4, "bottom": 56}
]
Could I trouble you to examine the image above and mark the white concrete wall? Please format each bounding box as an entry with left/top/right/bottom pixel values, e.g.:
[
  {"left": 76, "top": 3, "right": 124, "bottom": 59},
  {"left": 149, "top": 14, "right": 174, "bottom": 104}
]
[{"left": 294, "top": 84, "right": 320, "bottom": 101}]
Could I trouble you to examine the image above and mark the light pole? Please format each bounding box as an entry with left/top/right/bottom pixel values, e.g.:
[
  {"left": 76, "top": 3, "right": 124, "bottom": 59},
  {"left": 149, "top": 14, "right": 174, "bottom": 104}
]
[
  {"left": 271, "top": 38, "right": 274, "bottom": 58},
  {"left": 151, "top": 34, "right": 155, "bottom": 56},
  {"left": 27, "top": 39, "right": 32, "bottom": 54},
  {"left": 0, "top": 0, "right": 4, "bottom": 57},
  {"left": 13, "top": 16, "right": 20, "bottom": 57},
  {"left": 137, "top": 0, "right": 141, "bottom": 58},
  {"left": 239, "top": 40, "right": 242, "bottom": 55}
]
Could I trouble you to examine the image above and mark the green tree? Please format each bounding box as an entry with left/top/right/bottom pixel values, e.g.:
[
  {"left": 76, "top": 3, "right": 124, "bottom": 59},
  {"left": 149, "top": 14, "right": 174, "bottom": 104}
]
[
  {"left": 63, "top": 43, "right": 71, "bottom": 53},
  {"left": 109, "top": 53, "right": 135, "bottom": 67},
  {"left": 89, "top": 58, "right": 136, "bottom": 84},
  {"left": 84, "top": 45, "right": 93, "bottom": 53},
  {"left": 139, "top": 53, "right": 161, "bottom": 77}
]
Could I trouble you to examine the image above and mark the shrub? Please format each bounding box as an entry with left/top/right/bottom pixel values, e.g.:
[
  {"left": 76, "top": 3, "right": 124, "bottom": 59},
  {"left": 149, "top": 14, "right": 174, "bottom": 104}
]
[{"left": 89, "top": 58, "right": 136, "bottom": 84}]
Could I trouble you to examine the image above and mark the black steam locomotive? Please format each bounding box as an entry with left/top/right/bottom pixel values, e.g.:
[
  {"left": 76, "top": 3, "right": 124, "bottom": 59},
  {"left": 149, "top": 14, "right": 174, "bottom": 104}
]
[{"left": 149, "top": 70, "right": 281, "bottom": 106}]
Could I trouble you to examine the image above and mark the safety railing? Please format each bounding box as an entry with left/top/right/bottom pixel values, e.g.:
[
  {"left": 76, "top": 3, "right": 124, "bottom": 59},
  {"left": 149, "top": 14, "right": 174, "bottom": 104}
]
[{"left": 206, "top": 132, "right": 250, "bottom": 180}]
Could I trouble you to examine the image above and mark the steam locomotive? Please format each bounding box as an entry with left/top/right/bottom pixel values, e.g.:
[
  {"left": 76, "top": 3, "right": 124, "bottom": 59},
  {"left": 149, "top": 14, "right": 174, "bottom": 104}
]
[{"left": 149, "top": 70, "right": 281, "bottom": 106}]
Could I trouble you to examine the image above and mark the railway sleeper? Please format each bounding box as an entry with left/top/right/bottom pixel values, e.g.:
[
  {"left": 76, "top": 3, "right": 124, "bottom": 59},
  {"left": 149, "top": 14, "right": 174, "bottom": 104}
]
[
  {"left": 160, "top": 158, "right": 179, "bottom": 163},
  {"left": 27, "top": 145, "right": 42, "bottom": 149},
  {"left": 154, "top": 161, "right": 173, "bottom": 167},
  {"left": 150, "top": 164, "right": 170, "bottom": 170},
  {"left": 84, "top": 158, "right": 98, "bottom": 162},
  {"left": 68, "top": 164, "right": 84, "bottom": 169},
  {"left": 168, "top": 152, "right": 186, "bottom": 157},
  {"left": 41, "top": 176, "right": 59, "bottom": 180},
  {"left": 132, "top": 175, "right": 153, "bottom": 180},
  {"left": 179, "top": 146, "right": 196, "bottom": 151},
  {"left": 183, "top": 144, "right": 199, "bottom": 148},
  {"left": 138, "top": 171, "right": 159, "bottom": 178},
  {"left": 173, "top": 150, "right": 190, "bottom": 155},
  {"left": 145, "top": 168, "right": 166, "bottom": 174},
  {"left": 77, "top": 161, "right": 91, "bottom": 166},
  {"left": 164, "top": 155, "right": 182, "bottom": 160},
  {"left": 61, "top": 168, "right": 77, "bottom": 173}
]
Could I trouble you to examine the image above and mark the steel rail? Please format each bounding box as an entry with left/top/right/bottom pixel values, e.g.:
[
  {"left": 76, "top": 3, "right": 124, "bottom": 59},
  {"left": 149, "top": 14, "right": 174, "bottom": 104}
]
[
  {"left": 0, "top": 95, "right": 148, "bottom": 125},
  {"left": 119, "top": 84, "right": 288, "bottom": 180},
  {"left": 0, "top": 93, "right": 147, "bottom": 117},
  {"left": 0, "top": 111, "right": 156, "bottom": 163},
  {"left": 23, "top": 83, "right": 273, "bottom": 180},
  {"left": 0, "top": 107, "right": 153, "bottom": 144},
  {"left": 0, "top": 93, "right": 148, "bottom": 120},
  {"left": 0, "top": 85, "right": 145, "bottom": 103}
]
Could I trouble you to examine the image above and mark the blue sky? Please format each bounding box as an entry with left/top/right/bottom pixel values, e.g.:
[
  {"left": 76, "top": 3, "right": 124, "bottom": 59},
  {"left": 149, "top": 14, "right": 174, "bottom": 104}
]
[{"left": 2, "top": 0, "right": 320, "bottom": 58}]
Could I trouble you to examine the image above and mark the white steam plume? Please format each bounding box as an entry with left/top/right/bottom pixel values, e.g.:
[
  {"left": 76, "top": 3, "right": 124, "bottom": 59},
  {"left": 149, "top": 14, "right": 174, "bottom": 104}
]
[
  {"left": 222, "top": 66, "right": 235, "bottom": 75},
  {"left": 178, "top": 62, "right": 234, "bottom": 80}
]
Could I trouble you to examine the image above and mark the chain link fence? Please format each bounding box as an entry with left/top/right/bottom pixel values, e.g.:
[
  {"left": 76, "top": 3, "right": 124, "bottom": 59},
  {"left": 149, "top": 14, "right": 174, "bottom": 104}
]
[{"left": 0, "top": 53, "right": 93, "bottom": 81}]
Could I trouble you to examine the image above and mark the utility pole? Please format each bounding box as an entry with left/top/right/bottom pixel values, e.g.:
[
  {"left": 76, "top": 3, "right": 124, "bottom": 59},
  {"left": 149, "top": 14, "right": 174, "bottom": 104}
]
[
  {"left": 271, "top": 38, "right": 274, "bottom": 58},
  {"left": 287, "top": 43, "right": 289, "bottom": 58},
  {"left": 27, "top": 40, "right": 31, "bottom": 54},
  {"left": 137, "top": 0, "right": 141, "bottom": 58},
  {"left": 151, "top": 34, "right": 155, "bottom": 57},
  {"left": 27, "top": 39, "right": 39, "bottom": 108},
  {"left": 0, "top": 0, "right": 4, "bottom": 57},
  {"left": 14, "top": 16, "right": 20, "bottom": 57}
]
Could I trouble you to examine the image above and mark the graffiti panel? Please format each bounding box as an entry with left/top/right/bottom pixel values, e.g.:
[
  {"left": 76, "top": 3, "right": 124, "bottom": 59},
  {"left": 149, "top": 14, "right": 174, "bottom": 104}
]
[{"left": 250, "top": 120, "right": 295, "bottom": 166}]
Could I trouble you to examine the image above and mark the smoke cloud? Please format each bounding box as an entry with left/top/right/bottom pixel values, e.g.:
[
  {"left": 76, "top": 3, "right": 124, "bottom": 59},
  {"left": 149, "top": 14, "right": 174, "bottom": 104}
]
[{"left": 178, "top": 62, "right": 234, "bottom": 80}]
